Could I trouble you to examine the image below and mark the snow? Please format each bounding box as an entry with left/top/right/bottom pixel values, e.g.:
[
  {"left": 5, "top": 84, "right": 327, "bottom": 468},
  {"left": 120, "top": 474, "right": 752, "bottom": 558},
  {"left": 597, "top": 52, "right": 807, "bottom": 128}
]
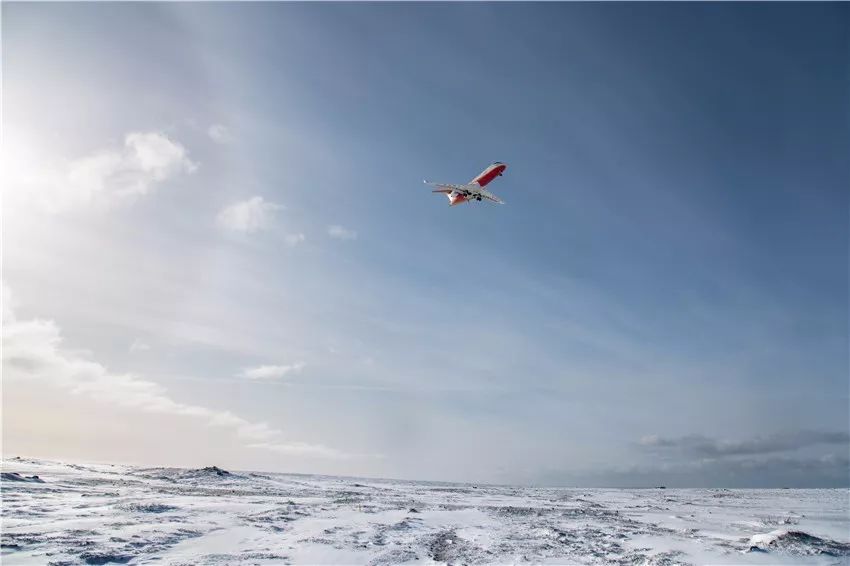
[{"left": 2, "top": 457, "right": 848, "bottom": 565}]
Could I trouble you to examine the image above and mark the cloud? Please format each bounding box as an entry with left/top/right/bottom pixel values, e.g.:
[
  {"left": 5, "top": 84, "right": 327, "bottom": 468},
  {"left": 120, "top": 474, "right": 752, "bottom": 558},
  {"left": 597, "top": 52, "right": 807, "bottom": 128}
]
[
  {"left": 538, "top": 453, "right": 850, "bottom": 488},
  {"left": 284, "top": 233, "right": 306, "bottom": 247},
  {"left": 217, "top": 196, "right": 282, "bottom": 233},
  {"left": 10, "top": 132, "right": 197, "bottom": 212},
  {"left": 4, "top": 316, "right": 276, "bottom": 441},
  {"left": 574, "top": 431, "right": 850, "bottom": 487},
  {"left": 237, "top": 363, "right": 305, "bottom": 380},
  {"left": 70, "top": 132, "right": 198, "bottom": 199},
  {"left": 639, "top": 431, "right": 850, "bottom": 457},
  {"left": 328, "top": 225, "right": 357, "bottom": 241},
  {"left": 2, "top": 289, "right": 348, "bottom": 459},
  {"left": 207, "top": 123, "right": 233, "bottom": 144},
  {"left": 129, "top": 339, "right": 151, "bottom": 353}
]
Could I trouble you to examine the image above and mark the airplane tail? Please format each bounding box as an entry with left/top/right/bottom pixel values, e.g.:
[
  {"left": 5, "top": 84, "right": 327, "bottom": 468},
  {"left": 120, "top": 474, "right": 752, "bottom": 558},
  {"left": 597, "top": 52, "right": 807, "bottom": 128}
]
[{"left": 447, "top": 192, "right": 466, "bottom": 206}]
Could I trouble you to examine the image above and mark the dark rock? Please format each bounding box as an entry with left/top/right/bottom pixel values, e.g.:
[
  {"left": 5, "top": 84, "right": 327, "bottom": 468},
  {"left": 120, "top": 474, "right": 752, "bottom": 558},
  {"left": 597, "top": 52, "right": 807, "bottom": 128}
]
[
  {"left": 1, "top": 472, "right": 45, "bottom": 483},
  {"left": 200, "top": 466, "right": 230, "bottom": 476},
  {"left": 79, "top": 552, "right": 132, "bottom": 565}
]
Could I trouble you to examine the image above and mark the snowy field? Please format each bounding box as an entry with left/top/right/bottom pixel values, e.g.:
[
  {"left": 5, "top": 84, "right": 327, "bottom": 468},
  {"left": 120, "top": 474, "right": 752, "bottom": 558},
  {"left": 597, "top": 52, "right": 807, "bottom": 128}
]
[{"left": 1, "top": 458, "right": 848, "bottom": 565}]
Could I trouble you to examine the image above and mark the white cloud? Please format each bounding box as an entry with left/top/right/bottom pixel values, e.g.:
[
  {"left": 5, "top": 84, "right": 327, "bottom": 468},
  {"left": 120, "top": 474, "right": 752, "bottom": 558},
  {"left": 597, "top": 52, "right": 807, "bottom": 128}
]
[
  {"left": 129, "top": 339, "right": 151, "bottom": 353},
  {"left": 237, "top": 362, "right": 305, "bottom": 380},
  {"left": 11, "top": 132, "right": 197, "bottom": 212},
  {"left": 2, "top": 292, "right": 347, "bottom": 458},
  {"left": 217, "top": 196, "right": 282, "bottom": 233},
  {"left": 328, "top": 225, "right": 357, "bottom": 240},
  {"left": 4, "top": 316, "right": 276, "bottom": 441},
  {"left": 284, "top": 233, "right": 306, "bottom": 247},
  {"left": 207, "top": 123, "right": 233, "bottom": 144}
]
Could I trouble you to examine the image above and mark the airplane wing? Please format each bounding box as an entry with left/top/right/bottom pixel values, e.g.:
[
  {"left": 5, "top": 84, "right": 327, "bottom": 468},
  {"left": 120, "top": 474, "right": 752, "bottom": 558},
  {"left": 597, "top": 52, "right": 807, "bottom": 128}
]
[
  {"left": 424, "top": 180, "right": 462, "bottom": 190},
  {"left": 480, "top": 189, "right": 505, "bottom": 204},
  {"left": 423, "top": 180, "right": 504, "bottom": 203},
  {"left": 423, "top": 180, "right": 470, "bottom": 194}
]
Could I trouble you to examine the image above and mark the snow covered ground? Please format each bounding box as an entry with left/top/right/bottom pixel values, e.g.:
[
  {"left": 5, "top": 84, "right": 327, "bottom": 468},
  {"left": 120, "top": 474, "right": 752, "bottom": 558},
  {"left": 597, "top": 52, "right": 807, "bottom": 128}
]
[{"left": 1, "top": 458, "right": 848, "bottom": 565}]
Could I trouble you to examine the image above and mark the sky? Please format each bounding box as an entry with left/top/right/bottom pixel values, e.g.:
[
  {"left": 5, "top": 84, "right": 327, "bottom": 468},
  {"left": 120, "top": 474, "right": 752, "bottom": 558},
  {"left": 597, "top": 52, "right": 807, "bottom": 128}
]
[{"left": 2, "top": 2, "right": 848, "bottom": 487}]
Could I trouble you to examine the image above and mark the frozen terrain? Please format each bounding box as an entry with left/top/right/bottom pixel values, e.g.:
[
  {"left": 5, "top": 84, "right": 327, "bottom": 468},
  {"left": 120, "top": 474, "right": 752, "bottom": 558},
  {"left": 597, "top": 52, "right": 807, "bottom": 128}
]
[{"left": 1, "top": 458, "right": 848, "bottom": 565}]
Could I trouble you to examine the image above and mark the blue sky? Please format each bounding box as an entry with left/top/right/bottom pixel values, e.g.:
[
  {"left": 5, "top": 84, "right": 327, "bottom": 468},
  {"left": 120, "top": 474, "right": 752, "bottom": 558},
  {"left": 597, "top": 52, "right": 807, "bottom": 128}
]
[{"left": 3, "top": 3, "right": 848, "bottom": 487}]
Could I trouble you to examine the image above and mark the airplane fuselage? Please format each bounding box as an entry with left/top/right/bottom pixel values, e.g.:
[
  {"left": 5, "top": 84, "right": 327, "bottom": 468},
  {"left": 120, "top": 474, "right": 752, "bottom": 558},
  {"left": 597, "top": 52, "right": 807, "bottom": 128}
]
[
  {"left": 471, "top": 162, "right": 507, "bottom": 188},
  {"left": 447, "top": 162, "right": 507, "bottom": 206},
  {"left": 425, "top": 162, "right": 508, "bottom": 206}
]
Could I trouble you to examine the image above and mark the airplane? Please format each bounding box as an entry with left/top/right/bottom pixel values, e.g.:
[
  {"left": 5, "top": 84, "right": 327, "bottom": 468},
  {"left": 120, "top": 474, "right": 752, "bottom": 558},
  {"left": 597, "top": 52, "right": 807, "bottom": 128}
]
[{"left": 424, "top": 162, "right": 507, "bottom": 206}]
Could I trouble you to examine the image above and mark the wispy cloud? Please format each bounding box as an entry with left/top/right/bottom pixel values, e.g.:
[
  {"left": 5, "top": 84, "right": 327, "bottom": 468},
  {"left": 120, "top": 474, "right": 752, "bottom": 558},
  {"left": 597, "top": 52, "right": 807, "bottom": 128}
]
[
  {"left": 207, "top": 123, "right": 233, "bottom": 144},
  {"left": 328, "top": 225, "right": 357, "bottom": 241},
  {"left": 217, "top": 196, "right": 282, "bottom": 233},
  {"left": 9, "top": 132, "right": 197, "bottom": 212},
  {"left": 237, "top": 363, "right": 305, "bottom": 380},
  {"left": 4, "top": 316, "right": 275, "bottom": 441},
  {"left": 284, "top": 233, "right": 306, "bottom": 247},
  {"left": 129, "top": 339, "right": 151, "bottom": 353},
  {"left": 639, "top": 431, "right": 850, "bottom": 458},
  {"left": 2, "top": 287, "right": 347, "bottom": 458}
]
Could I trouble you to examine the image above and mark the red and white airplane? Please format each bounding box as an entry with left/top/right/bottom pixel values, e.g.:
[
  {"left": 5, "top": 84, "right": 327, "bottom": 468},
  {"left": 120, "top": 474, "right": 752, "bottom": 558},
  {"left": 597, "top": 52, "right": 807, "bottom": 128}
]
[{"left": 424, "top": 162, "right": 507, "bottom": 206}]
